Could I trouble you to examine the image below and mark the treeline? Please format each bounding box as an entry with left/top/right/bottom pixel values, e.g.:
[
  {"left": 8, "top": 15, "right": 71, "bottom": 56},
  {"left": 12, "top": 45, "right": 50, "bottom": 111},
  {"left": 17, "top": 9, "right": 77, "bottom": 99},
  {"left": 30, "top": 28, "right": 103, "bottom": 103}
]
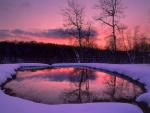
[{"left": 0, "top": 41, "right": 149, "bottom": 64}]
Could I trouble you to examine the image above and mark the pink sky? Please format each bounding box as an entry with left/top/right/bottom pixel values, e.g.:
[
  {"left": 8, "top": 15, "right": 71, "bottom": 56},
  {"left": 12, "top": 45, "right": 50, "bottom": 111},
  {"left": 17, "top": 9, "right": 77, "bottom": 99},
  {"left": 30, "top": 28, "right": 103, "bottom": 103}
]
[{"left": 0, "top": 0, "right": 150, "bottom": 47}]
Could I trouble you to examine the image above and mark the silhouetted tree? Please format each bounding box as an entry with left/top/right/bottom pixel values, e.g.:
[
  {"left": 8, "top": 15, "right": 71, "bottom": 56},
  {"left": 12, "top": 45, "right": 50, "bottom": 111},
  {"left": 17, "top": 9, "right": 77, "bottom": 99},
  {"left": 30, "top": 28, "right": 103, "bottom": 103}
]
[
  {"left": 62, "top": 0, "right": 96, "bottom": 62},
  {"left": 0, "top": 41, "right": 149, "bottom": 63},
  {"left": 82, "top": 23, "right": 98, "bottom": 48},
  {"left": 117, "top": 24, "right": 135, "bottom": 63},
  {"left": 95, "top": 0, "right": 124, "bottom": 52},
  {"left": 63, "top": 0, "right": 85, "bottom": 47}
]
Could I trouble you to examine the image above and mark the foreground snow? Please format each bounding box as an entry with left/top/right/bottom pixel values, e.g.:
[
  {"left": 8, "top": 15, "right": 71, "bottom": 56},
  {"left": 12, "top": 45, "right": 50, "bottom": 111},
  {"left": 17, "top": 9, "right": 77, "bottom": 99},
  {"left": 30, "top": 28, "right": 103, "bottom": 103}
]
[
  {"left": 0, "top": 63, "right": 149, "bottom": 113},
  {"left": 0, "top": 90, "right": 143, "bottom": 113},
  {"left": 52, "top": 63, "right": 150, "bottom": 107}
]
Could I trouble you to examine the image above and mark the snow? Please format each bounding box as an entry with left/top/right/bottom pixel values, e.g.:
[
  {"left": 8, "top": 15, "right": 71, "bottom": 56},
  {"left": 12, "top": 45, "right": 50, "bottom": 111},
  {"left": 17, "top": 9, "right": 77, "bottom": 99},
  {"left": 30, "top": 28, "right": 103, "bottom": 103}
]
[
  {"left": 0, "top": 90, "right": 143, "bottom": 113},
  {"left": 0, "top": 63, "right": 50, "bottom": 85},
  {"left": 136, "top": 93, "right": 150, "bottom": 107},
  {"left": 52, "top": 63, "right": 150, "bottom": 106},
  {"left": 0, "top": 63, "right": 149, "bottom": 113}
]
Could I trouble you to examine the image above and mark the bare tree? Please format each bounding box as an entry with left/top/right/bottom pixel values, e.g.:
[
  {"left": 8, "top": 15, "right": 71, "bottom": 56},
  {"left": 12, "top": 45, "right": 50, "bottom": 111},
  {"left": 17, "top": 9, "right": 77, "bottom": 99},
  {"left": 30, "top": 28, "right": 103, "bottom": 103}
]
[
  {"left": 118, "top": 25, "right": 136, "bottom": 63},
  {"left": 105, "top": 35, "right": 116, "bottom": 51},
  {"left": 127, "top": 26, "right": 141, "bottom": 63},
  {"left": 62, "top": 0, "right": 85, "bottom": 47},
  {"left": 62, "top": 0, "right": 96, "bottom": 62},
  {"left": 82, "top": 23, "right": 97, "bottom": 48},
  {"left": 95, "top": 0, "right": 124, "bottom": 52}
]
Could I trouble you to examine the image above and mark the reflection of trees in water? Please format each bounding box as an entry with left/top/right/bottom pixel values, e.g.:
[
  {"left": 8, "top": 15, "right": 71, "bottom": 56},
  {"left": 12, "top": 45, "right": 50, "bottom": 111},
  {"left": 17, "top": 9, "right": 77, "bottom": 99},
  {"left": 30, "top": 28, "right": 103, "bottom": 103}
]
[
  {"left": 103, "top": 75, "right": 117, "bottom": 101},
  {"left": 63, "top": 68, "right": 94, "bottom": 103},
  {"left": 103, "top": 75, "right": 142, "bottom": 101},
  {"left": 63, "top": 69, "right": 143, "bottom": 103}
]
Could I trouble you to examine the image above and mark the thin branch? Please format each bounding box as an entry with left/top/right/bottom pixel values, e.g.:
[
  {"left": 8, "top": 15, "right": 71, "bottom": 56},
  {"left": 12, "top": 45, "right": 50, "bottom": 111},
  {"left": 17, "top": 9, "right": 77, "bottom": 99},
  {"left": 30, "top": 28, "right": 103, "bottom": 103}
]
[{"left": 96, "top": 18, "right": 113, "bottom": 27}]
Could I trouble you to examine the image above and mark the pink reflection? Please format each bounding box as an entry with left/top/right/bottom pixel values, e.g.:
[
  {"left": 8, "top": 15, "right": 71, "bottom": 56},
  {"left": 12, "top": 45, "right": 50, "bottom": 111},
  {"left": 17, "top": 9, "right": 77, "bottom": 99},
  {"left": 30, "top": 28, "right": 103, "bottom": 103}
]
[
  {"left": 17, "top": 68, "right": 74, "bottom": 78},
  {"left": 4, "top": 68, "right": 143, "bottom": 104}
]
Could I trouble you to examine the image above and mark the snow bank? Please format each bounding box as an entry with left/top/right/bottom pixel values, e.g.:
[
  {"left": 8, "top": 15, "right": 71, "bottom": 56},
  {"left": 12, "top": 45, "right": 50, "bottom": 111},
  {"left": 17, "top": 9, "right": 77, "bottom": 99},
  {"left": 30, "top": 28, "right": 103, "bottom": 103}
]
[
  {"left": 52, "top": 63, "right": 150, "bottom": 106},
  {"left": 0, "top": 63, "right": 148, "bottom": 113},
  {"left": 0, "top": 63, "right": 50, "bottom": 85},
  {"left": 136, "top": 93, "right": 150, "bottom": 107},
  {"left": 0, "top": 90, "right": 143, "bottom": 113}
]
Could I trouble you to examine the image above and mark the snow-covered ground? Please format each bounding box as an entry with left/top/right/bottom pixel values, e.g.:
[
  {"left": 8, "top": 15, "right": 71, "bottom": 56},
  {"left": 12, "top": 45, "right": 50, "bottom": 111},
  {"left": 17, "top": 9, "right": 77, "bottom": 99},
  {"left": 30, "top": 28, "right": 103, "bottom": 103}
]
[
  {"left": 0, "top": 63, "right": 149, "bottom": 113},
  {"left": 0, "top": 89, "right": 143, "bottom": 113}
]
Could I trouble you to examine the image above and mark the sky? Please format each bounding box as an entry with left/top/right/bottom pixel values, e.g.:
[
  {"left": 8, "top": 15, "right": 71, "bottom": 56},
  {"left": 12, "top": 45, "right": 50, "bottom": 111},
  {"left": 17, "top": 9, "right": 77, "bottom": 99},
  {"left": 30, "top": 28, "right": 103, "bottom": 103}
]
[{"left": 0, "top": 0, "right": 150, "bottom": 47}]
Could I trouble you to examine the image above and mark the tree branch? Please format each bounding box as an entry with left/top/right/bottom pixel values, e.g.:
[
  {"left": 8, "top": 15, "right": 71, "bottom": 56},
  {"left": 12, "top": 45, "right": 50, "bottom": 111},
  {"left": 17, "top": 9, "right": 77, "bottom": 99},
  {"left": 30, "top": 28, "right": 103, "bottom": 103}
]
[{"left": 96, "top": 18, "right": 113, "bottom": 27}]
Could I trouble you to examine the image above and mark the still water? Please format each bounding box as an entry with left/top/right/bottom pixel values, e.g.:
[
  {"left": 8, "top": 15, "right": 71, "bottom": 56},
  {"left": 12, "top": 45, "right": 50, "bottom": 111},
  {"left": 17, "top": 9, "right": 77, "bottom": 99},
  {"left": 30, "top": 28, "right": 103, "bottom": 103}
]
[{"left": 3, "top": 67, "right": 143, "bottom": 104}]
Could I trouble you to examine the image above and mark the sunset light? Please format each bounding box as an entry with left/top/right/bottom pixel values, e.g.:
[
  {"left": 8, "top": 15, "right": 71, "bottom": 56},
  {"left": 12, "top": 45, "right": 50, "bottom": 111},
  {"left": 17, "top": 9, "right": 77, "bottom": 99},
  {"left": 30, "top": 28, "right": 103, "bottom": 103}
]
[{"left": 0, "top": 1, "right": 150, "bottom": 113}]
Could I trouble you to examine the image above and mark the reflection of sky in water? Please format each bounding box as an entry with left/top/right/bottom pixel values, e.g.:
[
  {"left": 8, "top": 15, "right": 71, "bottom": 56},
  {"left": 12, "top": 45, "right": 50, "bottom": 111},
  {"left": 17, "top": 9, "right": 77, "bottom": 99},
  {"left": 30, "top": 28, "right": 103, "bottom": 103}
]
[
  {"left": 16, "top": 68, "right": 96, "bottom": 82},
  {"left": 4, "top": 68, "right": 143, "bottom": 104}
]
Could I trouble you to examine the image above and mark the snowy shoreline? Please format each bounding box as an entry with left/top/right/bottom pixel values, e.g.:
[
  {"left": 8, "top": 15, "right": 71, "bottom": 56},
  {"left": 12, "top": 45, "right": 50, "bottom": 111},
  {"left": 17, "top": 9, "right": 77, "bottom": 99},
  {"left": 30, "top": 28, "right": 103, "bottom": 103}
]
[
  {"left": 0, "top": 63, "right": 50, "bottom": 85},
  {"left": 0, "top": 63, "right": 150, "bottom": 113}
]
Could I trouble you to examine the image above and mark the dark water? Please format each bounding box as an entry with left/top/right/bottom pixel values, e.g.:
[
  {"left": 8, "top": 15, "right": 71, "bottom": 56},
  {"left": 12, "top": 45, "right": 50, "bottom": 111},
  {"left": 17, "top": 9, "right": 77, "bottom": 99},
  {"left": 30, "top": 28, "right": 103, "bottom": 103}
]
[{"left": 3, "top": 67, "right": 143, "bottom": 104}]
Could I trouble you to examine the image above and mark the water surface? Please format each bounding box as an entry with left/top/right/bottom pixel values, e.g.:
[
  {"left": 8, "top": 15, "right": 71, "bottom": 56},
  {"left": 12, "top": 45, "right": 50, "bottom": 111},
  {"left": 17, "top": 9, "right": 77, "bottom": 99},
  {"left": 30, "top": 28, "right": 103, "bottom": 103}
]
[{"left": 4, "top": 67, "right": 143, "bottom": 104}]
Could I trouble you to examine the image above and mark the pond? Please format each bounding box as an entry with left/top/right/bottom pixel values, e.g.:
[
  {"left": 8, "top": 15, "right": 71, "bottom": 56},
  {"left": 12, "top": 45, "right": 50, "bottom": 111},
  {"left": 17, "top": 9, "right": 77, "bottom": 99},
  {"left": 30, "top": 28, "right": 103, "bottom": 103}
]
[{"left": 3, "top": 67, "right": 144, "bottom": 105}]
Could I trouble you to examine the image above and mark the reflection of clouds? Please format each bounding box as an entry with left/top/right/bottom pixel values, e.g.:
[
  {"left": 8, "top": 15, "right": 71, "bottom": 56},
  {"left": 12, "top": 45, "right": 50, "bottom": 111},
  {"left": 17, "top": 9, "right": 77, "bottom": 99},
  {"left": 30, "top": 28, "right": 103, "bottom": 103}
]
[
  {"left": 16, "top": 68, "right": 97, "bottom": 82},
  {"left": 5, "top": 79, "right": 69, "bottom": 104},
  {"left": 4, "top": 67, "right": 144, "bottom": 104}
]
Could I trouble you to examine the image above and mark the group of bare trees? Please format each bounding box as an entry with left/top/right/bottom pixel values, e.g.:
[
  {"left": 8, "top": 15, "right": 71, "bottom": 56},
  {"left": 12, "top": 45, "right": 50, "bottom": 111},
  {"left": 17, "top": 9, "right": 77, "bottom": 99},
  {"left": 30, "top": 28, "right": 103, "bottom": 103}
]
[
  {"left": 62, "top": 0, "right": 96, "bottom": 62},
  {"left": 62, "top": 0, "right": 150, "bottom": 63},
  {"left": 62, "top": 0, "right": 124, "bottom": 49},
  {"left": 62, "top": 0, "right": 95, "bottom": 48},
  {"left": 62, "top": 0, "right": 124, "bottom": 62}
]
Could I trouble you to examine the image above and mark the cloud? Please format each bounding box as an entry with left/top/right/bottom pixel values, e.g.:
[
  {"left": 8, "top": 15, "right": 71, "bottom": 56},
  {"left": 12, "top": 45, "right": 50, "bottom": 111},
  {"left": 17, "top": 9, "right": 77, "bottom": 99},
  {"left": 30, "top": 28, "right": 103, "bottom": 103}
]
[
  {"left": 65, "top": 28, "right": 97, "bottom": 38},
  {"left": 0, "top": 28, "right": 97, "bottom": 39},
  {"left": 30, "top": 29, "right": 72, "bottom": 38},
  {"left": 0, "top": 30, "right": 13, "bottom": 38},
  {"left": 0, "top": 29, "right": 73, "bottom": 39},
  {"left": 0, "top": 0, "right": 14, "bottom": 11},
  {"left": 0, "top": 0, "right": 31, "bottom": 11},
  {"left": 21, "top": 1, "right": 31, "bottom": 8}
]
